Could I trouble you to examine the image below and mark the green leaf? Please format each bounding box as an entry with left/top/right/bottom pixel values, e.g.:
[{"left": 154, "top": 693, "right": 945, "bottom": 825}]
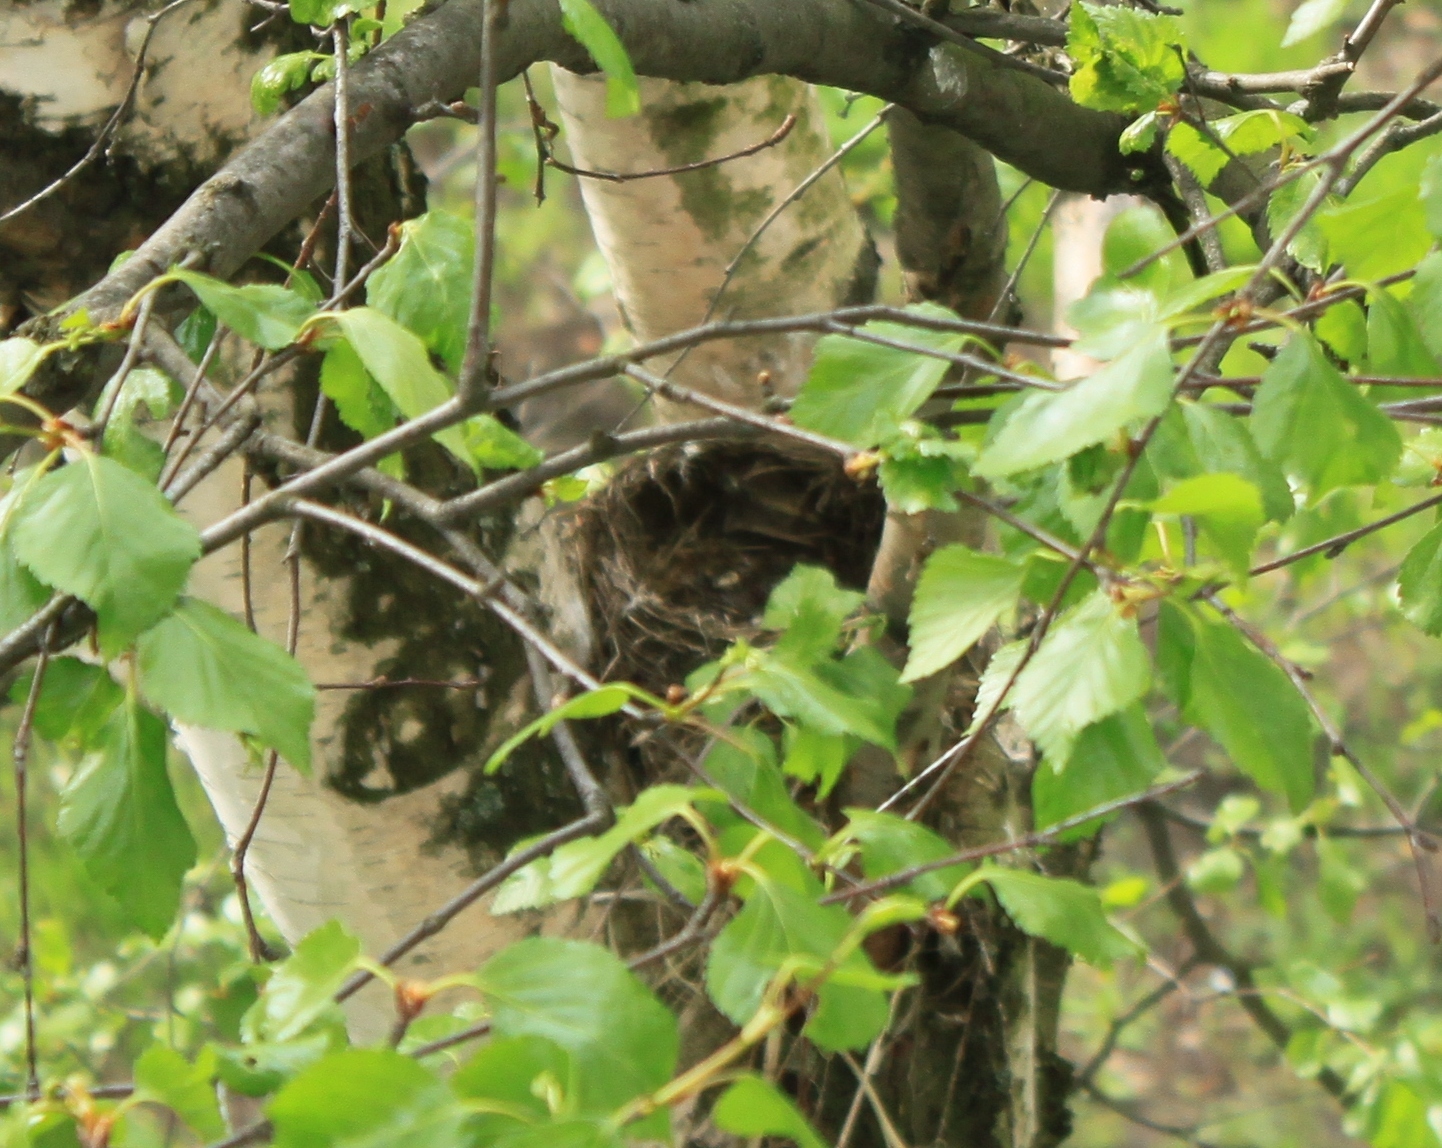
[
  {"left": 1366, "top": 288, "right": 1440, "bottom": 378},
  {"left": 1266, "top": 168, "right": 1332, "bottom": 272},
  {"left": 1316, "top": 836, "right": 1367, "bottom": 924},
  {"left": 558, "top": 0, "right": 640, "bottom": 117},
  {"left": 1318, "top": 184, "right": 1431, "bottom": 282},
  {"left": 251, "top": 51, "right": 320, "bottom": 116},
  {"left": 1398, "top": 521, "right": 1442, "bottom": 636},
  {"left": 171, "top": 270, "right": 316, "bottom": 351},
  {"left": 902, "top": 544, "right": 1024, "bottom": 682},
  {"left": 1118, "top": 110, "right": 1158, "bottom": 155},
  {"left": 287, "top": 0, "right": 365, "bottom": 25},
  {"left": 101, "top": 366, "right": 178, "bottom": 481},
  {"left": 245, "top": 920, "right": 361, "bottom": 1043},
  {"left": 976, "top": 867, "right": 1138, "bottom": 966},
  {"left": 330, "top": 308, "right": 477, "bottom": 467},
  {"left": 1068, "top": 1, "right": 1186, "bottom": 113},
  {"left": 366, "top": 211, "right": 474, "bottom": 373},
  {"left": 704, "top": 730, "right": 825, "bottom": 850},
  {"left": 764, "top": 564, "right": 865, "bottom": 664},
  {"left": 877, "top": 432, "right": 968, "bottom": 513},
  {"left": 781, "top": 724, "right": 851, "bottom": 799},
  {"left": 706, "top": 875, "right": 891, "bottom": 1052},
  {"left": 450, "top": 1035, "right": 572, "bottom": 1136},
  {"left": 1170, "top": 605, "right": 1315, "bottom": 811},
  {"left": 790, "top": 304, "right": 970, "bottom": 445},
  {"left": 746, "top": 646, "right": 910, "bottom": 750},
  {"left": 1103, "top": 207, "right": 1188, "bottom": 296},
  {"left": 492, "top": 785, "right": 708, "bottom": 912},
  {"left": 1422, "top": 155, "right": 1442, "bottom": 239},
  {"left": 320, "top": 339, "right": 398, "bottom": 442},
  {"left": 1032, "top": 705, "right": 1165, "bottom": 841},
  {"left": 1282, "top": 0, "right": 1348, "bottom": 44},
  {"left": 483, "top": 684, "right": 633, "bottom": 774},
  {"left": 712, "top": 1077, "right": 827, "bottom": 1148},
  {"left": 269, "top": 1050, "right": 465, "bottom": 1148},
  {"left": 976, "top": 328, "right": 1173, "bottom": 479},
  {"left": 1250, "top": 332, "right": 1401, "bottom": 501},
  {"left": 460, "top": 413, "right": 543, "bottom": 471},
  {"left": 12, "top": 453, "right": 200, "bottom": 654},
  {"left": 134, "top": 1045, "right": 224, "bottom": 1141},
  {"left": 1011, "top": 590, "right": 1151, "bottom": 767},
  {"left": 1214, "top": 109, "right": 1312, "bottom": 155},
  {"left": 1315, "top": 298, "right": 1368, "bottom": 365},
  {"left": 10, "top": 657, "right": 122, "bottom": 748},
  {"left": 58, "top": 698, "right": 196, "bottom": 938},
  {"left": 1159, "top": 267, "right": 1257, "bottom": 320},
  {"left": 136, "top": 597, "right": 315, "bottom": 773},
  {"left": 1164, "top": 122, "right": 1228, "bottom": 187},
  {"left": 1067, "top": 280, "right": 1160, "bottom": 359},
  {"left": 1406, "top": 251, "right": 1442, "bottom": 364},
  {"left": 1178, "top": 402, "right": 1293, "bottom": 523},
  {"left": 842, "top": 808, "right": 969, "bottom": 902},
  {"left": 1150, "top": 472, "right": 1264, "bottom": 577},
  {"left": 0, "top": 531, "right": 51, "bottom": 636},
  {"left": 0, "top": 337, "right": 44, "bottom": 395},
  {"left": 475, "top": 937, "right": 677, "bottom": 1123}
]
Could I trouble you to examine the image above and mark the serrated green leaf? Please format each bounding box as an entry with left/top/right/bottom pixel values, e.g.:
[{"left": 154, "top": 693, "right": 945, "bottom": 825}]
[
  {"left": 1067, "top": 280, "right": 1160, "bottom": 359},
  {"left": 1150, "top": 471, "right": 1264, "bottom": 576},
  {"left": 1165, "top": 121, "right": 1228, "bottom": 187},
  {"left": 58, "top": 698, "right": 196, "bottom": 939},
  {"left": 0, "top": 530, "right": 51, "bottom": 636},
  {"left": 1159, "top": 267, "right": 1257, "bottom": 320},
  {"left": 902, "top": 544, "right": 1024, "bottom": 682},
  {"left": 1011, "top": 590, "right": 1151, "bottom": 767},
  {"left": 746, "top": 645, "right": 910, "bottom": 750},
  {"left": 11, "top": 453, "right": 200, "bottom": 653},
  {"left": 1068, "top": 1, "right": 1186, "bottom": 113},
  {"left": 843, "top": 808, "right": 969, "bottom": 902},
  {"left": 320, "top": 339, "right": 398, "bottom": 441},
  {"left": 135, "top": 597, "right": 315, "bottom": 772},
  {"left": 1315, "top": 297, "right": 1368, "bottom": 364},
  {"left": 1398, "top": 521, "right": 1442, "bottom": 636},
  {"left": 713, "top": 1077, "right": 828, "bottom": 1148},
  {"left": 269, "top": 1050, "right": 464, "bottom": 1148},
  {"left": 1032, "top": 704, "right": 1165, "bottom": 841},
  {"left": 1266, "top": 168, "right": 1332, "bottom": 272},
  {"left": 100, "top": 366, "right": 178, "bottom": 481},
  {"left": 1406, "top": 251, "right": 1442, "bottom": 363},
  {"left": 558, "top": 0, "right": 640, "bottom": 117},
  {"left": 791, "top": 304, "right": 970, "bottom": 445},
  {"left": 245, "top": 920, "right": 361, "bottom": 1043},
  {"left": 1119, "top": 110, "right": 1159, "bottom": 154},
  {"left": 1318, "top": 184, "right": 1431, "bottom": 282},
  {"left": 450, "top": 1035, "right": 573, "bottom": 1138},
  {"left": 10, "top": 657, "right": 122, "bottom": 748},
  {"left": 1250, "top": 332, "right": 1401, "bottom": 501},
  {"left": 366, "top": 211, "right": 474, "bottom": 373},
  {"left": 492, "top": 785, "right": 707, "bottom": 912},
  {"left": 1178, "top": 402, "right": 1293, "bottom": 522},
  {"left": 460, "top": 413, "right": 543, "bottom": 471},
  {"left": 475, "top": 937, "right": 677, "bottom": 1124},
  {"left": 704, "top": 730, "right": 825, "bottom": 849},
  {"left": 976, "top": 328, "right": 1173, "bottom": 479},
  {"left": 1171, "top": 605, "right": 1315, "bottom": 811},
  {"left": 1214, "top": 109, "right": 1312, "bottom": 154},
  {"left": 976, "top": 867, "right": 1139, "bottom": 967},
  {"left": 134, "top": 1045, "right": 224, "bottom": 1141},
  {"left": 764, "top": 564, "right": 865, "bottom": 664},
  {"left": 781, "top": 724, "right": 851, "bottom": 799},
  {"left": 1366, "top": 287, "right": 1440, "bottom": 378},
  {"left": 706, "top": 876, "right": 891, "bottom": 1052},
  {"left": 171, "top": 270, "right": 315, "bottom": 351}
]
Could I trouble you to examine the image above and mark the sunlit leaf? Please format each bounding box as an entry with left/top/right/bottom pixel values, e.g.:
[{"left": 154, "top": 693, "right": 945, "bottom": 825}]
[{"left": 902, "top": 545, "right": 1024, "bottom": 682}]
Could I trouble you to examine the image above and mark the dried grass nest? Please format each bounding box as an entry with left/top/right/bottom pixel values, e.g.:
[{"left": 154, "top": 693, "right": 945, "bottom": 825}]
[{"left": 570, "top": 439, "right": 887, "bottom": 694}]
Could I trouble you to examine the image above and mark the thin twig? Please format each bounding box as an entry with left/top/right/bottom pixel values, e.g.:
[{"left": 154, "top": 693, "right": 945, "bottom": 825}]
[
  {"left": 859, "top": 0, "right": 1070, "bottom": 85},
  {"left": 1250, "top": 491, "right": 1442, "bottom": 576},
  {"left": 547, "top": 115, "right": 798, "bottom": 184},
  {"left": 12, "top": 627, "right": 54, "bottom": 1100}
]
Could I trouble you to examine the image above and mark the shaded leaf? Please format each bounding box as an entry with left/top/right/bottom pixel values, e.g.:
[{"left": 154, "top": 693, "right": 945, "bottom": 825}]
[
  {"left": 58, "top": 699, "right": 196, "bottom": 939},
  {"left": 136, "top": 597, "right": 315, "bottom": 773},
  {"left": 171, "top": 270, "right": 315, "bottom": 351},
  {"left": 245, "top": 920, "right": 361, "bottom": 1043},
  {"left": 269, "top": 1050, "right": 464, "bottom": 1148},
  {"left": 134, "top": 1045, "right": 224, "bottom": 1141},
  {"left": 558, "top": 0, "right": 640, "bottom": 117},
  {"left": 713, "top": 1077, "right": 827, "bottom": 1148},
  {"left": 843, "top": 808, "right": 969, "bottom": 903},
  {"left": 367, "top": 211, "right": 475, "bottom": 372},
  {"left": 1398, "top": 520, "right": 1442, "bottom": 636},
  {"left": 1150, "top": 472, "right": 1264, "bottom": 576},
  {"left": 1032, "top": 705, "right": 1165, "bottom": 841},
  {"left": 978, "top": 867, "right": 1139, "bottom": 966}
]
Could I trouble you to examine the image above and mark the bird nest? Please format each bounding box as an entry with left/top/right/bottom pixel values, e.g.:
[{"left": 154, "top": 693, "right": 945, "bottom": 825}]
[{"left": 572, "top": 439, "right": 887, "bottom": 695}]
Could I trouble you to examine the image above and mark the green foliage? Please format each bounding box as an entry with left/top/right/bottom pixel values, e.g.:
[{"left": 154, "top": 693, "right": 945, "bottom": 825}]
[
  {"left": 11, "top": 453, "right": 201, "bottom": 654},
  {"left": 57, "top": 696, "right": 196, "bottom": 939},
  {"left": 790, "top": 304, "right": 970, "bottom": 445},
  {"left": 970, "top": 867, "right": 1139, "bottom": 968},
  {"left": 712, "top": 1077, "right": 827, "bottom": 1148},
  {"left": 557, "top": 0, "right": 640, "bottom": 117},
  {"left": 1068, "top": 1, "right": 1187, "bottom": 113},
  {"left": 367, "top": 211, "right": 475, "bottom": 373},
  {"left": 251, "top": 52, "right": 325, "bottom": 115},
  {"left": 170, "top": 270, "right": 316, "bottom": 351},
  {"left": 902, "top": 544, "right": 1024, "bottom": 682}
]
